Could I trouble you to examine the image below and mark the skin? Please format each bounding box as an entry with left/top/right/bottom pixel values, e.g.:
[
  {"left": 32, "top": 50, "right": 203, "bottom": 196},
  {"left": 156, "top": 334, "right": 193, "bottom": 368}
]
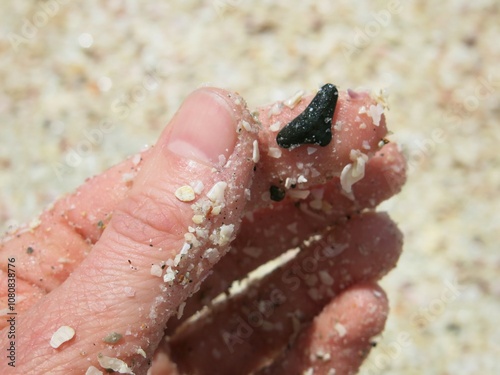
[{"left": 0, "top": 87, "right": 405, "bottom": 374}]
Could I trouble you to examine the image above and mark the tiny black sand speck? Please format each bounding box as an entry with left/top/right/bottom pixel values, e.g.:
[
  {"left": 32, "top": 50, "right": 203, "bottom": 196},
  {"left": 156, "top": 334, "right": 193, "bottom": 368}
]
[
  {"left": 276, "top": 83, "right": 338, "bottom": 149},
  {"left": 269, "top": 185, "right": 286, "bottom": 201}
]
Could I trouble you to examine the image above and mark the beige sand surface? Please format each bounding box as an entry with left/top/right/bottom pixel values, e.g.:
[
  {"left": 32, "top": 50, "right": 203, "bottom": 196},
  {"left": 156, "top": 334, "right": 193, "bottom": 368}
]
[{"left": 1, "top": 1, "right": 499, "bottom": 374}]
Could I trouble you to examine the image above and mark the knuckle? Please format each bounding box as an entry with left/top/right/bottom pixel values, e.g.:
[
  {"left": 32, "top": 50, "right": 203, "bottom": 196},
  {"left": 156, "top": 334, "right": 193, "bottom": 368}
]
[{"left": 109, "top": 188, "right": 187, "bottom": 249}]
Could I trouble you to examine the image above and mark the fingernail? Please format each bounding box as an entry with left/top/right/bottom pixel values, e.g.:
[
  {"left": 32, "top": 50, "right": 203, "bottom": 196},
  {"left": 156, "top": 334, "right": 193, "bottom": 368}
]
[{"left": 166, "top": 89, "right": 237, "bottom": 166}]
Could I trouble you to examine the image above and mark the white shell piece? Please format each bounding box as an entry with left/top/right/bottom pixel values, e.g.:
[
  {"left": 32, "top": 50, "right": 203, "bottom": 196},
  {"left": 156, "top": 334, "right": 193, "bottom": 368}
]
[
  {"left": 175, "top": 186, "right": 196, "bottom": 202},
  {"left": 50, "top": 325, "right": 75, "bottom": 349},
  {"left": 85, "top": 366, "right": 103, "bottom": 375},
  {"left": 97, "top": 354, "right": 134, "bottom": 374}
]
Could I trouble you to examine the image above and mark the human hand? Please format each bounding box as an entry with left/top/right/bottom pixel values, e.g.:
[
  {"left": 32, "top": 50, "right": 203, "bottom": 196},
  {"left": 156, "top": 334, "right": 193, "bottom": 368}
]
[{"left": 0, "top": 86, "right": 405, "bottom": 374}]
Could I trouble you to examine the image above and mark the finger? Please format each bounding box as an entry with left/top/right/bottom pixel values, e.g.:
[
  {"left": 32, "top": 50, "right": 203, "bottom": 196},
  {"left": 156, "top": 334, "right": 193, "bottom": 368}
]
[
  {"left": 0, "top": 154, "right": 153, "bottom": 330},
  {"left": 256, "top": 283, "right": 389, "bottom": 375},
  {"left": 167, "top": 143, "right": 405, "bottom": 332},
  {"left": 0, "top": 88, "right": 259, "bottom": 374},
  {"left": 0, "top": 88, "right": 391, "bottom": 323},
  {"left": 0, "top": 150, "right": 150, "bottom": 321},
  {"left": 56, "top": 149, "right": 152, "bottom": 244},
  {"left": 249, "top": 88, "right": 388, "bottom": 210},
  {"left": 167, "top": 212, "right": 402, "bottom": 375}
]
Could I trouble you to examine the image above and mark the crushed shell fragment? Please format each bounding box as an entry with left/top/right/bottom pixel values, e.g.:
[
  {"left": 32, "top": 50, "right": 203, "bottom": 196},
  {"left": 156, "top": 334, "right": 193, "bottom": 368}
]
[
  {"left": 252, "top": 140, "right": 260, "bottom": 163},
  {"left": 340, "top": 149, "right": 368, "bottom": 194},
  {"left": 137, "top": 348, "right": 147, "bottom": 358},
  {"left": 241, "top": 120, "right": 252, "bottom": 131},
  {"left": 284, "top": 89, "right": 305, "bottom": 109},
  {"left": 206, "top": 181, "right": 227, "bottom": 204},
  {"left": 50, "top": 325, "right": 75, "bottom": 349},
  {"left": 334, "top": 322, "right": 347, "bottom": 337},
  {"left": 204, "top": 248, "right": 220, "bottom": 264},
  {"left": 190, "top": 180, "right": 204, "bottom": 194},
  {"left": 85, "top": 366, "right": 103, "bottom": 375},
  {"left": 150, "top": 264, "right": 163, "bottom": 277},
  {"left": 97, "top": 354, "right": 134, "bottom": 374},
  {"left": 268, "top": 147, "right": 282, "bottom": 158},
  {"left": 269, "top": 121, "right": 281, "bottom": 132},
  {"left": 288, "top": 189, "right": 310, "bottom": 200},
  {"left": 367, "top": 103, "right": 384, "bottom": 126},
  {"left": 192, "top": 214, "right": 205, "bottom": 224},
  {"left": 175, "top": 185, "right": 196, "bottom": 202}
]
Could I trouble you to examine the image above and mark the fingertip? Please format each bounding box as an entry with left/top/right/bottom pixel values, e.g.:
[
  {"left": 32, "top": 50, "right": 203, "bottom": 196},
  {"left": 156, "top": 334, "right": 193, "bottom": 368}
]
[
  {"left": 257, "top": 283, "right": 390, "bottom": 375},
  {"left": 164, "top": 88, "right": 240, "bottom": 167},
  {"left": 351, "top": 142, "right": 407, "bottom": 207},
  {"left": 332, "top": 91, "right": 388, "bottom": 160}
]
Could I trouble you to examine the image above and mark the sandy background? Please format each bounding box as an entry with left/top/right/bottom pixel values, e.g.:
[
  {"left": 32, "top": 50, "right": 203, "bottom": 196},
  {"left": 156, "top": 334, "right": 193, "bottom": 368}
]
[{"left": 1, "top": 0, "right": 499, "bottom": 373}]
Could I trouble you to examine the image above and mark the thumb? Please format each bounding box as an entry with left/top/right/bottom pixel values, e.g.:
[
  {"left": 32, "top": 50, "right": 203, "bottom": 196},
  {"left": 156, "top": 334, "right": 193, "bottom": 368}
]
[{"left": 12, "top": 88, "right": 258, "bottom": 374}]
